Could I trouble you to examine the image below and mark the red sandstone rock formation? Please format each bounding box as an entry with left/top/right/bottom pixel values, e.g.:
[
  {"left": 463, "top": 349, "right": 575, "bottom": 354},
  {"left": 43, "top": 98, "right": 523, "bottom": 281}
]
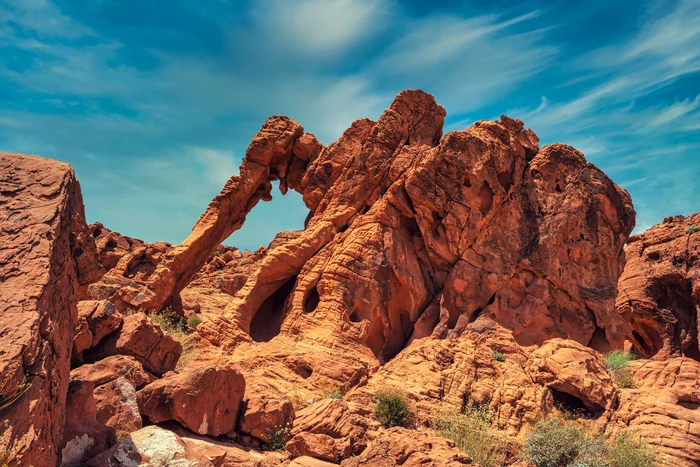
[
  {"left": 6, "top": 90, "right": 700, "bottom": 467},
  {"left": 0, "top": 153, "right": 99, "bottom": 466},
  {"left": 617, "top": 212, "right": 700, "bottom": 358}
]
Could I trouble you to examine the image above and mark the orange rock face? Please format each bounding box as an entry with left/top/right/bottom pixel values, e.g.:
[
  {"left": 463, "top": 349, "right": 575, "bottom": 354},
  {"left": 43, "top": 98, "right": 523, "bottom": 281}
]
[
  {"left": 617, "top": 212, "right": 700, "bottom": 358},
  {"left": 136, "top": 365, "right": 246, "bottom": 436},
  {"left": 0, "top": 153, "right": 99, "bottom": 466},
  {"left": 7, "top": 90, "right": 700, "bottom": 466}
]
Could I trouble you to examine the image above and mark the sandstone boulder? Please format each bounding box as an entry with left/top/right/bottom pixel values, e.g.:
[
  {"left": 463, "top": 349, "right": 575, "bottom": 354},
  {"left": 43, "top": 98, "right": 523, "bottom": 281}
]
[
  {"left": 85, "top": 313, "right": 181, "bottom": 375},
  {"left": 340, "top": 427, "right": 471, "bottom": 467},
  {"left": 137, "top": 365, "right": 245, "bottom": 436},
  {"left": 73, "top": 299, "right": 123, "bottom": 362},
  {"left": 0, "top": 153, "right": 98, "bottom": 466},
  {"left": 286, "top": 432, "right": 338, "bottom": 462},
  {"left": 60, "top": 380, "right": 115, "bottom": 467},
  {"left": 94, "top": 377, "right": 143, "bottom": 439},
  {"left": 70, "top": 354, "right": 155, "bottom": 389}
]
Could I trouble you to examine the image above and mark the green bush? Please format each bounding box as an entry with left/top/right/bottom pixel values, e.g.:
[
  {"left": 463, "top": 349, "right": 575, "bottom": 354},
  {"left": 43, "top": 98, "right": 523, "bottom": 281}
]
[
  {"left": 375, "top": 390, "right": 413, "bottom": 428},
  {"left": 266, "top": 425, "right": 289, "bottom": 452},
  {"left": 521, "top": 418, "right": 583, "bottom": 467},
  {"left": 492, "top": 350, "right": 505, "bottom": 362},
  {"left": 521, "top": 418, "right": 655, "bottom": 467},
  {"left": 614, "top": 371, "right": 636, "bottom": 389},
  {"left": 432, "top": 404, "right": 507, "bottom": 467},
  {"left": 187, "top": 314, "right": 202, "bottom": 329},
  {"left": 325, "top": 391, "right": 343, "bottom": 400},
  {"left": 150, "top": 307, "right": 186, "bottom": 335},
  {"left": 606, "top": 350, "right": 634, "bottom": 372},
  {"left": 607, "top": 433, "right": 655, "bottom": 467},
  {"left": 689, "top": 225, "right": 698, "bottom": 235}
]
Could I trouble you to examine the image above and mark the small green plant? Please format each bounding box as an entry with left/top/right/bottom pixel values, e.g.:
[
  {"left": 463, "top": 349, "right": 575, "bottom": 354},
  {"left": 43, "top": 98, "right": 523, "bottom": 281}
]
[
  {"left": 521, "top": 418, "right": 655, "bottom": 467},
  {"left": 375, "top": 390, "right": 413, "bottom": 428},
  {"left": 492, "top": 350, "right": 505, "bottom": 362},
  {"left": 606, "top": 350, "right": 634, "bottom": 372},
  {"left": 266, "top": 425, "right": 289, "bottom": 452},
  {"left": 688, "top": 225, "right": 698, "bottom": 235},
  {"left": 521, "top": 417, "right": 583, "bottom": 467},
  {"left": 0, "top": 372, "right": 33, "bottom": 411},
  {"left": 150, "top": 307, "right": 186, "bottom": 335},
  {"left": 614, "top": 371, "right": 636, "bottom": 389},
  {"left": 187, "top": 315, "right": 202, "bottom": 329},
  {"left": 325, "top": 391, "right": 344, "bottom": 400},
  {"left": 211, "top": 250, "right": 223, "bottom": 258},
  {"left": 432, "top": 403, "right": 507, "bottom": 467},
  {"left": 607, "top": 432, "right": 655, "bottom": 467}
]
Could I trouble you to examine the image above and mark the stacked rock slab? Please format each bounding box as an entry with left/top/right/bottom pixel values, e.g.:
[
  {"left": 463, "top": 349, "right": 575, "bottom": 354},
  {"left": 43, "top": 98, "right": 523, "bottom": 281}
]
[{"left": 0, "top": 153, "right": 99, "bottom": 466}]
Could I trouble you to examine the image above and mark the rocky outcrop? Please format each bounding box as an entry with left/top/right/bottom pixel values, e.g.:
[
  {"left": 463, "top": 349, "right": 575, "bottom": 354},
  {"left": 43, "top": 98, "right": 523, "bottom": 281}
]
[
  {"left": 605, "top": 357, "right": 700, "bottom": 466},
  {"left": 13, "top": 90, "right": 698, "bottom": 466},
  {"left": 617, "top": 212, "right": 700, "bottom": 359},
  {"left": 340, "top": 427, "right": 471, "bottom": 466},
  {"left": 60, "top": 380, "right": 114, "bottom": 467},
  {"left": 84, "top": 313, "right": 182, "bottom": 375},
  {"left": 0, "top": 153, "right": 100, "bottom": 466},
  {"left": 137, "top": 365, "right": 246, "bottom": 436}
]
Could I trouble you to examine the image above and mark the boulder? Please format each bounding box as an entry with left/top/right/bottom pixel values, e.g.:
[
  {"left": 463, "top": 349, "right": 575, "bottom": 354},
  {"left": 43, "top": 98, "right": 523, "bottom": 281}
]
[
  {"left": 70, "top": 354, "right": 155, "bottom": 389},
  {"left": 137, "top": 365, "right": 245, "bottom": 436},
  {"left": 286, "top": 432, "right": 338, "bottom": 462},
  {"left": 73, "top": 300, "right": 123, "bottom": 362},
  {"left": 339, "top": 427, "right": 471, "bottom": 467},
  {"left": 94, "top": 377, "right": 143, "bottom": 439},
  {"left": 85, "top": 313, "right": 182, "bottom": 376},
  {"left": 0, "top": 153, "right": 99, "bottom": 466},
  {"left": 60, "top": 380, "right": 115, "bottom": 467}
]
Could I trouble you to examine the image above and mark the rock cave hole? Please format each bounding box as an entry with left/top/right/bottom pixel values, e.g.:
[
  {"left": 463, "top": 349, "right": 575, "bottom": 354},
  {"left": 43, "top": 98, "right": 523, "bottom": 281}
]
[
  {"left": 249, "top": 275, "right": 298, "bottom": 343},
  {"left": 550, "top": 388, "right": 599, "bottom": 420},
  {"left": 497, "top": 169, "right": 514, "bottom": 193},
  {"left": 648, "top": 275, "right": 698, "bottom": 361},
  {"left": 304, "top": 286, "right": 320, "bottom": 313},
  {"left": 478, "top": 181, "right": 494, "bottom": 216}
]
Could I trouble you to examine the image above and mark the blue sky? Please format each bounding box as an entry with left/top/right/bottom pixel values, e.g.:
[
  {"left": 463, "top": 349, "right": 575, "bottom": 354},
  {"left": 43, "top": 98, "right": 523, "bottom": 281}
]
[{"left": 1, "top": 0, "right": 698, "bottom": 251}]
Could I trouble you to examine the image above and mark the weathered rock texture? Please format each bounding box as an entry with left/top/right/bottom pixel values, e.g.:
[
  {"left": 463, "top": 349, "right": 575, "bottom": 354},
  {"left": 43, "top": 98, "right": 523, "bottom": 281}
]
[
  {"left": 0, "top": 153, "right": 100, "bottom": 466},
  {"left": 8, "top": 90, "right": 700, "bottom": 466},
  {"left": 617, "top": 212, "right": 700, "bottom": 359}
]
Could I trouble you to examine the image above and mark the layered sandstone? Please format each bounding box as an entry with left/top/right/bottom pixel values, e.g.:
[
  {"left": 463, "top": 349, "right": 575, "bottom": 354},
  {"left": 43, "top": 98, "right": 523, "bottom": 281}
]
[
  {"left": 0, "top": 153, "right": 99, "bottom": 466},
  {"left": 617, "top": 212, "right": 700, "bottom": 358},
  {"left": 7, "top": 90, "right": 699, "bottom": 466}
]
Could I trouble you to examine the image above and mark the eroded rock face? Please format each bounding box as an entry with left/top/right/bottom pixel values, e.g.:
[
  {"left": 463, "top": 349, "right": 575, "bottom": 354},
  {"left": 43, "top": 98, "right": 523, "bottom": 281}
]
[
  {"left": 84, "top": 313, "right": 182, "bottom": 376},
  {"left": 137, "top": 365, "right": 246, "bottom": 436},
  {"left": 617, "top": 212, "right": 700, "bottom": 359},
  {"left": 60, "top": 380, "right": 115, "bottom": 467},
  {"left": 0, "top": 153, "right": 99, "bottom": 466}
]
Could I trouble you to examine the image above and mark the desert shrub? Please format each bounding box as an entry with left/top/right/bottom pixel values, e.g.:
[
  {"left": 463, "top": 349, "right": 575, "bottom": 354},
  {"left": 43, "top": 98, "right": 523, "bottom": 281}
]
[
  {"left": 614, "top": 371, "right": 636, "bottom": 389},
  {"left": 520, "top": 418, "right": 583, "bottom": 467},
  {"left": 375, "top": 390, "right": 413, "bottom": 428},
  {"left": 187, "top": 315, "right": 202, "bottom": 329},
  {"left": 432, "top": 404, "right": 507, "bottom": 467},
  {"left": 325, "top": 391, "right": 343, "bottom": 400},
  {"left": 492, "top": 350, "right": 505, "bottom": 362},
  {"left": 689, "top": 225, "right": 698, "bottom": 234},
  {"left": 607, "top": 433, "right": 655, "bottom": 467},
  {"left": 150, "top": 307, "right": 186, "bottom": 335},
  {"left": 606, "top": 350, "right": 634, "bottom": 372},
  {"left": 211, "top": 250, "right": 223, "bottom": 258},
  {"left": 266, "top": 425, "right": 289, "bottom": 452},
  {"left": 522, "top": 418, "right": 655, "bottom": 467}
]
